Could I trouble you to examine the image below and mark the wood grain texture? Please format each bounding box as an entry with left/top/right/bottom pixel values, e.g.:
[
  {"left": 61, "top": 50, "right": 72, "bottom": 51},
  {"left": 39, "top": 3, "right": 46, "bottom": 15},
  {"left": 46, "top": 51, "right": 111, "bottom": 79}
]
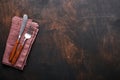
[{"left": 0, "top": 0, "right": 120, "bottom": 80}]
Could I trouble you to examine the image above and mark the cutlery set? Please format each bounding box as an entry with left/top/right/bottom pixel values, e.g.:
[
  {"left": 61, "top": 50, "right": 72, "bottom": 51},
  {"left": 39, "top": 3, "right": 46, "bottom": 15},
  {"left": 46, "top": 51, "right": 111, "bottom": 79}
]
[
  {"left": 2, "top": 15, "right": 39, "bottom": 70},
  {"left": 9, "top": 14, "right": 33, "bottom": 65}
]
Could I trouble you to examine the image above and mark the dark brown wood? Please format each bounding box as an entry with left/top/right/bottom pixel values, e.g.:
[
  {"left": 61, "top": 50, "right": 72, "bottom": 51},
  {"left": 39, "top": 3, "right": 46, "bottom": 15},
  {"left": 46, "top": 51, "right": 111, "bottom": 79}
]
[{"left": 0, "top": 0, "right": 120, "bottom": 80}]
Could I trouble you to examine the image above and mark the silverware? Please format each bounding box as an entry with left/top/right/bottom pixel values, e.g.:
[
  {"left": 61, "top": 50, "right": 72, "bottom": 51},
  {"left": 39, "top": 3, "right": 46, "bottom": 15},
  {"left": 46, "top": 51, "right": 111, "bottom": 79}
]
[
  {"left": 9, "top": 14, "right": 28, "bottom": 62},
  {"left": 11, "top": 26, "right": 33, "bottom": 65}
]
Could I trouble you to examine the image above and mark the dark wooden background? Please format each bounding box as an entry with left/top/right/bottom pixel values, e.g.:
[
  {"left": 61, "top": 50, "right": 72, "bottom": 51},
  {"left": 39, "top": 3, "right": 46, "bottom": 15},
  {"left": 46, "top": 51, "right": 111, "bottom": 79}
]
[{"left": 0, "top": 0, "right": 120, "bottom": 80}]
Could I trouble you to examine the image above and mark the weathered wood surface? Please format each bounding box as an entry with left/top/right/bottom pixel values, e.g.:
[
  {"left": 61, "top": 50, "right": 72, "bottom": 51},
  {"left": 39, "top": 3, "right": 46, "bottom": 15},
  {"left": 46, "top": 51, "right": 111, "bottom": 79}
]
[{"left": 0, "top": 0, "right": 120, "bottom": 80}]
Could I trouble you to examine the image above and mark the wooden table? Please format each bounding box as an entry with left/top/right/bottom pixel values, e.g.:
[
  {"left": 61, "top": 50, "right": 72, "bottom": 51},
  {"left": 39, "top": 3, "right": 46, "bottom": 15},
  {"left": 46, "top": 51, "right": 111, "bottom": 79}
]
[{"left": 0, "top": 0, "right": 120, "bottom": 80}]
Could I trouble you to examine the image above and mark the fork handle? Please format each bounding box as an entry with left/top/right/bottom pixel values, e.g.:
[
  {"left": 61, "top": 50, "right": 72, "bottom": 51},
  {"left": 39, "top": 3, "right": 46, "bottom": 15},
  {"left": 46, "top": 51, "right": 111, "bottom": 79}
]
[
  {"left": 9, "top": 40, "right": 19, "bottom": 62},
  {"left": 11, "top": 44, "right": 24, "bottom": 65}
]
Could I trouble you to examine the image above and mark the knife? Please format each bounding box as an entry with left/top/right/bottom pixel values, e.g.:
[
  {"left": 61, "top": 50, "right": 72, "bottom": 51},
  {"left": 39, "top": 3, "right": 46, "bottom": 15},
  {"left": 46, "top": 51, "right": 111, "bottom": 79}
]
[{"left": 9, "top": 14, "right": 28, "bottom": 62}]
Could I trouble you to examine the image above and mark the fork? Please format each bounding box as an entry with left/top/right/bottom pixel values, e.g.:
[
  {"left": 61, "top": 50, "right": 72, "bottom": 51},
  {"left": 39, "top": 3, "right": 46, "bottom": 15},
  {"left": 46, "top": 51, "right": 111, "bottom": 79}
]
[{"left": 11, "top": 26, "right": 33, "bottom": 65}]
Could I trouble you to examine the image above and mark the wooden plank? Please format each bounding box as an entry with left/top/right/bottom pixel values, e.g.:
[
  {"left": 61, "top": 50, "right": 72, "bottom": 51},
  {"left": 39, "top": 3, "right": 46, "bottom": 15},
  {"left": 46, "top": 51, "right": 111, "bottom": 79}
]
[{"left": 0, "top": 0, "right": 120, "bottom": 80}]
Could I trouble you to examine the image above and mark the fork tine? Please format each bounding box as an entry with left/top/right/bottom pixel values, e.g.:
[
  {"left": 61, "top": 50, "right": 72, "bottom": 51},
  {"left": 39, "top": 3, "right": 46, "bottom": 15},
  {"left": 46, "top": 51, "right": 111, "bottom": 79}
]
[{"left": 27, "top": 26, "right": 34, "bottom": 35}]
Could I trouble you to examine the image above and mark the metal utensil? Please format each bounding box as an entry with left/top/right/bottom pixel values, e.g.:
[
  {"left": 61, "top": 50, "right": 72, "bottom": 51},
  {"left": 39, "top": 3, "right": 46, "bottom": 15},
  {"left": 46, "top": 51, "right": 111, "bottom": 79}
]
[
  {"left": 11, "top": 26, "right": 33, "bottom": 65},
  {"left": 9, "top": 14, "right": 28, "bottom": 62}
]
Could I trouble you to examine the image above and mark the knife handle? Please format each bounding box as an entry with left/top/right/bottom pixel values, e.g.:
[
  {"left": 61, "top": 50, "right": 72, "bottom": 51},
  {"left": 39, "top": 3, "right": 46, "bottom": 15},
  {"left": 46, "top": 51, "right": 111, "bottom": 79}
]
[
  {"left": 11, "top": 44, "right": 23, "bottom": 65},
  {"left": 9, "top": 40, "right": 19, "bottom": 62}
]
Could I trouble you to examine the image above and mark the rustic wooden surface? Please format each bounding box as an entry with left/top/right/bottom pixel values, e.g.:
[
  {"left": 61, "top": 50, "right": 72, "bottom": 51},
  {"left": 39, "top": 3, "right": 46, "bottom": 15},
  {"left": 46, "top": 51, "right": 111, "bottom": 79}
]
[{"left": 0, "top": 0, "right": 120, "bottom": 80}]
